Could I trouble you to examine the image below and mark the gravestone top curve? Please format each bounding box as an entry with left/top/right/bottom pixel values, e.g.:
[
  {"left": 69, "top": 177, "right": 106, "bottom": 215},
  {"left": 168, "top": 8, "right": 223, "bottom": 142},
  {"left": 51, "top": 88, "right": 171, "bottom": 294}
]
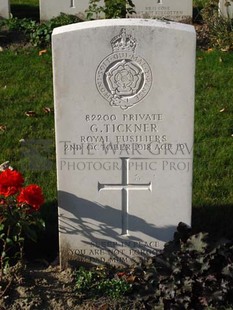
[{"left": 53, "top": 18, "right": 195, "bottom": 36}]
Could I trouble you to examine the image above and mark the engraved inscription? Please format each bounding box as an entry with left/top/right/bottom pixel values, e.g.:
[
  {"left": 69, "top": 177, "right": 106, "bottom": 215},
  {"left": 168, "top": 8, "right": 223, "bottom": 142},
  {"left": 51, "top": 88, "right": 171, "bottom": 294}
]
[
  {"left": 106, "top": 60, "right": 144, "bottom": 99},
  {"left": 131, "top": 3, "right": 190, "bottom": 20},
  {"left": 96, "top": 29, "right": 152, "bottom": 110},
  {"left": 98, "top": 158, "right": 152, "bottom": 235},
  {"left": 68, "top": 238, "right": 160, "bottom": 265},
  {"left": 59, "top": 111, "right": 193, "bottom": 159}
]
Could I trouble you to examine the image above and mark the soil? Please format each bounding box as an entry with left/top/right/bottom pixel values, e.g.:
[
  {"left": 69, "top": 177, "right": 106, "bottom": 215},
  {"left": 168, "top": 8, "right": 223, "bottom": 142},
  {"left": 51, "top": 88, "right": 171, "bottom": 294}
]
[
  {"left": 0, "top": 261, "right": 142, "bottom": 310},
  {"left": 1, "top": 263, "right": 78, "bottom": 310},
  {"left": 0, "top": 29, "right": 32, "bottom": 50}
]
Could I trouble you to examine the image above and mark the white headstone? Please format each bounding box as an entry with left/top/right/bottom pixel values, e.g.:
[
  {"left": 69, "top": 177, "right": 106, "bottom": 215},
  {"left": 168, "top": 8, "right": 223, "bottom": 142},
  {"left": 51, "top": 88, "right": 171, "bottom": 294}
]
[
  {"left": 39, "top": 0, "right": 104, "bottom": 21},
  {"left": 0, "top": 0, "right": 10, "bottom": 19},
  {"left": 129, "top": 0, "right": 193, "bottom": 21},
  {"left": 53, "top": 19, "right": 196, "bottom": 266},
  {"left": 219, "top": 0, "right": 233, "bottom": 18}
]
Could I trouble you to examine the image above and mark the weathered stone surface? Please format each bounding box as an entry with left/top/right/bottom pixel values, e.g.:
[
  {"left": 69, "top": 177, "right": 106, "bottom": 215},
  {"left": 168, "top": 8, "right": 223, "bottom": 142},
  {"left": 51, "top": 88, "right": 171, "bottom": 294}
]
[
  {"left": 0, "top": 0, "right": 10, "bottom": 19},
  {"left": 129, "top": 0, "right": 193, "bottom": 21},
  {"left": 219, "top": 0, "right": 233, "bottom": 18},
  {"left": 40, "top": 0, "right": 104, "bottom": 21},
  {"left": 53, "top": 19, "right": 196, "bottom": 266}
]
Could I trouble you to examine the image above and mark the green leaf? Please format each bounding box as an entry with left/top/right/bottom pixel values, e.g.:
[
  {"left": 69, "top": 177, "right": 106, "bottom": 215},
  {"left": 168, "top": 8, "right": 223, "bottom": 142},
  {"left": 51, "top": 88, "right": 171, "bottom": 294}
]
[
  {"left": 1, "top": 251, "right": 6, "bottom": 258},
  {"left": 6, "top": 237, "right": 13, "bottom": 245}
]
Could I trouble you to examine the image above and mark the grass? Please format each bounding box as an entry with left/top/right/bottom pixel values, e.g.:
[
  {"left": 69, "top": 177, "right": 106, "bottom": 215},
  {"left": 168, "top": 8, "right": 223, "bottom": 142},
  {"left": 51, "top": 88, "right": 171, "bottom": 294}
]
[
  {"left": 194, "top": 51, "right": 233, "bottom": 207},
  {"left": 192, "top": 50, "right": 233, "bottom": 238},
  {"left": 0, "top": 49, "right": 56, "bottom": 201},
  {"left": 11, "top": 0, "right": 39, "bottom": 5}
]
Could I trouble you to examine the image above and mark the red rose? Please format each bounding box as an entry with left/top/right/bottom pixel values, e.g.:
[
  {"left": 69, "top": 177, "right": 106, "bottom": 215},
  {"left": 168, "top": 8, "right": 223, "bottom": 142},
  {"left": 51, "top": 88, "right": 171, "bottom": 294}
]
[
  {"left": 17, "top": 184, "right": 44, "bottom": 211},
  {"left": 0, "top": 169, "right": 24, "bottom": 197}
]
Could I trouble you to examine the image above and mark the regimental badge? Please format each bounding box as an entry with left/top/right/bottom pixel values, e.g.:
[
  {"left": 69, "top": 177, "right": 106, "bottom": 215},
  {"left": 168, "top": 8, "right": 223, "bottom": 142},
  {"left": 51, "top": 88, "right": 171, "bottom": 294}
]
[{"left": 96, "top": 28, "right": 152, "bottom": 110}]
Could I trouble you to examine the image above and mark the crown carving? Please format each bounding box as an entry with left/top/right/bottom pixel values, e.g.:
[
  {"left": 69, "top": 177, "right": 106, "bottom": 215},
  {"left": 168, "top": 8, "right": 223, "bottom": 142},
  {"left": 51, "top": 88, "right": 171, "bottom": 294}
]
[{"left": 111, "top": 29, "right": 137, "bottom": 53}]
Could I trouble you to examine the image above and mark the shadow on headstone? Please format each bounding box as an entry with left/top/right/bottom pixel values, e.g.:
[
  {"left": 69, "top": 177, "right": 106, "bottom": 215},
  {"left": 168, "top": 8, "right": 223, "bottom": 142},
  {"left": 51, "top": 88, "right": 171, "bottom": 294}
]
[{"left": 58, "top": 191, "right": 176, "bottom": 267}]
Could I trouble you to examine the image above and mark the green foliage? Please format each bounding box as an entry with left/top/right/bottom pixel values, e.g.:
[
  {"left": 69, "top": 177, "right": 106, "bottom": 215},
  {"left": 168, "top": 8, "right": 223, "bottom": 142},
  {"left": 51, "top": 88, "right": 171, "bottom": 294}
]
[
  {"left": 2, "top": 13, "right": 82, "bottom": 47},
  {"left": 97, "top": 278, "right": 131, "bottom": 299},
  {"left": 86, "top": 0, "right": 135, "bottom": 19},
  {"left": 0, "top": 203, "right": 44, "bottom": 277},
  {"left": 76, "top": 267, "right": 94, "bottom": 292},
  {"left": 75, "top": 266, "right": 132, "bottom": 299},
  {"left": 31, "top": 14, "right": 82, "bottom": 47},
  {"left": 85, "top": 0, "right": 104, "bottom": 19},
  {"left": 193, "top": 0, "right": 210, "bottom": 8},
  {"left": 1, "top": 17, "right": 36, "bottom": 32},
  {"left": 0, "top": 197, "right": 45, "bottom": 281},
  {"left": 201, "top": 0, "right": 233, "bottom": 51}
]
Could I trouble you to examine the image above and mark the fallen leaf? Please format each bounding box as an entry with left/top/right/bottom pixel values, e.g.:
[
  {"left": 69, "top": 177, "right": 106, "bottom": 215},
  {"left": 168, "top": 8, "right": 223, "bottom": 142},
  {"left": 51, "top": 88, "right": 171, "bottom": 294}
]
[
  {"left": 207, "top": 48, "right": 214, "bottom": 53},
  {"left": 0, "top": 125, "right": 6, "bottom": 132},
  {"left": 126, "top": 274, "right": 136, "bottom": 283},
  {"left": 219, "top": 108, "right": 225, "bottom": 112},
  {"left": 0, "top": 161, "right": 13, "bottom": 171},
  {"left": 39, "top": 49, "right": 47, "bottom": 56},
  {"left": 43, "top": 107, "right": 54, "bottom": 113},
  {"left": 25, "top": 111, "right": 36, "bottom": 117},
  {"left": 117, "top": 272, "right": 126, "bottom": 278},
  {"left": 99, "top": 304, "right": 108, "bottom": 310}
]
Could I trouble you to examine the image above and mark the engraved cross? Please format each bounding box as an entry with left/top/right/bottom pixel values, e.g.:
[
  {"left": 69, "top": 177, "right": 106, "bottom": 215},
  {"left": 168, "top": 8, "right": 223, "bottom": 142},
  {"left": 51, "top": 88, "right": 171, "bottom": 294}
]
[{"left": 98, "top": 158, "right": 152, "bottom": 235}]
